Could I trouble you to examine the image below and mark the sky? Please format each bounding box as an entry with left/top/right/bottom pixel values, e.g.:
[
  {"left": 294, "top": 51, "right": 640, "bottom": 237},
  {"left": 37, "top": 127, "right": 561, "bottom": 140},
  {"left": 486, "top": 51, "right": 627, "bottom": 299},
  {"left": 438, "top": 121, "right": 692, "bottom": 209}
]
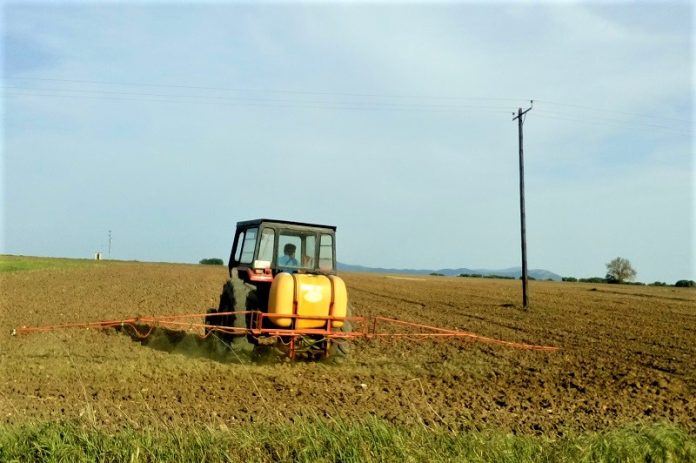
[{"left": 1, "top": 1, "right": 693, "bottom": 283}]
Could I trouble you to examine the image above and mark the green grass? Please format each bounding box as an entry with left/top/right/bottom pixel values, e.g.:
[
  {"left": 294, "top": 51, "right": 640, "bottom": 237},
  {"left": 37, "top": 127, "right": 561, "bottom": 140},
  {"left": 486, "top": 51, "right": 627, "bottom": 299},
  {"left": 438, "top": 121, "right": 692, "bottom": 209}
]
[
  {"left": 0, "top": 419, "right": 693, "bottom": 463},
  {"left": 0, "top": 255, "right": 99, "bottom": 273}
]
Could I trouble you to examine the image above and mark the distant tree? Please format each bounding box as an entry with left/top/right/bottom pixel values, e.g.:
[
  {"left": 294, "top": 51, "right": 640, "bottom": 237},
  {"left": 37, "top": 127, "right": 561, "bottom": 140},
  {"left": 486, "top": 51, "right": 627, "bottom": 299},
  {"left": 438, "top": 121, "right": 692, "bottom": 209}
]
[
  {"left": 675, "top": 280, "right": 695, "bottom": 288},
  {"left": 605, "top": 257, "right": 637, "bottom": 284},
  {"left": 429, "top": 272, "right": 444, "bottom": 276},
  {"left": 562, "top": 277, "right": 578, "bottom": 282},
  {"left": 199, "top": 258, "right": 224, "bottom": 265}
]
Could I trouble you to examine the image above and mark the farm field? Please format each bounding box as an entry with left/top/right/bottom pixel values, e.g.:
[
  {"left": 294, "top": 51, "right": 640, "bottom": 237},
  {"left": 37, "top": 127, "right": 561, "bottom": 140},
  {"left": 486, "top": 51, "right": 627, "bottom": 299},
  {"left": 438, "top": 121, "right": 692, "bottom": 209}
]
[{"left": 1, "top": 256, "right": 695, "bottom": 460}]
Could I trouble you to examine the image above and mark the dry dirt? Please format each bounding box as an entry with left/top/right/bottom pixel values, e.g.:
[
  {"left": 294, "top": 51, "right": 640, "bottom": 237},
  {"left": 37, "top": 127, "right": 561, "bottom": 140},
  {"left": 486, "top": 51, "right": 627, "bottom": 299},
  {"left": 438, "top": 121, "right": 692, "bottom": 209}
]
[{"left": 1, "top": 261, "right": 694, "bottom": 435}]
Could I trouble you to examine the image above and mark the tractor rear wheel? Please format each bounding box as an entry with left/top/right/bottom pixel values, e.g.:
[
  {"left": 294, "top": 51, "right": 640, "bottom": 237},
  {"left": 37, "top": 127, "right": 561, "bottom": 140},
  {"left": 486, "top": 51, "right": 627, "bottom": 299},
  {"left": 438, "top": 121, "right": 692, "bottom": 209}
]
[
  {"left": 327, "top": 305, "right": 353, "bottom": 360},
  {"left": 207, "top": 271, "right": 251, "bottom": 346}
]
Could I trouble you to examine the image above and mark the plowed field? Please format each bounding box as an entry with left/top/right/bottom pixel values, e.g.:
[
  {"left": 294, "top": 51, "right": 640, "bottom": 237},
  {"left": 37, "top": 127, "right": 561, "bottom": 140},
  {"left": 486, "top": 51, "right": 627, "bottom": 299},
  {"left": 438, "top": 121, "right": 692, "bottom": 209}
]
[{"left": 1, "top": 260, "right": 694, "bottom": 436}]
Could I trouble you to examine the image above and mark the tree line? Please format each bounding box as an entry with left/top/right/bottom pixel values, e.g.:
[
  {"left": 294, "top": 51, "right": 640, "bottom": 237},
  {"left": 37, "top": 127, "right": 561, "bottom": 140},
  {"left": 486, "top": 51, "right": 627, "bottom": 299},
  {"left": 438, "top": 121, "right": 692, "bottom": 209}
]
[{"left": 561, "top": 257, "right": 694, "bottom": 287}]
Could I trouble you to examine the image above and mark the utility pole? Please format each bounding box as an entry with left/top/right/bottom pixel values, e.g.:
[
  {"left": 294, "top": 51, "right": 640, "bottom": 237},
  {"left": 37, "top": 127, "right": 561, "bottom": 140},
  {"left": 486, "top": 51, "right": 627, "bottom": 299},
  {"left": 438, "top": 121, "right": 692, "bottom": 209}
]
[
  {"left": 512, "top": 101, "right": 533, "bottom": 308},
  {"left": 108, "top": 230, "right": 112, "bottom": 258}
]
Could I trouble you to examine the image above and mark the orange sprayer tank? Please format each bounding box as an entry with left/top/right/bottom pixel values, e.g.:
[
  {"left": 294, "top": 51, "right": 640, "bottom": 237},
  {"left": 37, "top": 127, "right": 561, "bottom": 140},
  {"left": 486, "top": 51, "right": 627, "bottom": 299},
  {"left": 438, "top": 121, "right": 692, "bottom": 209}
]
[{"left": 268, "top": 273, "right": 347, "bottom": 329}]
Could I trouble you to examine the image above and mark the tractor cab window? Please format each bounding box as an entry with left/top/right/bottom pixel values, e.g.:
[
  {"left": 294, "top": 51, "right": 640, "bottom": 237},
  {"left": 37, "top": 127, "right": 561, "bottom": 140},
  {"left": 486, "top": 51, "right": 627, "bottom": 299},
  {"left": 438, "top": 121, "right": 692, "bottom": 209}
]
[
  {"left": 302, "top": 236, "right": 316, "bottom": 269},
  {"left": 319, "top": 234, "right": 334, "bottom": 271},
  {"left": 233, "top": 231, "right": 245, "bottom": 262},
  {"left": 257, "top": 228, "right": 275, "bottom": 264},
  {"left": 277, "top": 231, "right": 317, "bottom": 271},
  {"left": 239, "top": 228, "right": 257, "bottom": 264},
  {"left": 277, "top": 233, "right": 301, "bottom": 270}
]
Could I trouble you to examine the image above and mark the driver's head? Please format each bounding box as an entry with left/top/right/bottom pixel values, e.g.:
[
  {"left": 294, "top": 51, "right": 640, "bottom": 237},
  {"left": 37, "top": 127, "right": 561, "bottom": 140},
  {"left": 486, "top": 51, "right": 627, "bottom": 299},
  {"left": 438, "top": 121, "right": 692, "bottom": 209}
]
[{"left": 283, "top": 243, "right": 296, "bottom": 256}]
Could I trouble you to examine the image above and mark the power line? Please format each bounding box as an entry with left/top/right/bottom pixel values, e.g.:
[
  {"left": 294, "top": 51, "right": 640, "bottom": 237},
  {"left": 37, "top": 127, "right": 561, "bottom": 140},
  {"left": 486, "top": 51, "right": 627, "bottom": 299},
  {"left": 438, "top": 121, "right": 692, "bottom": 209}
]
[
  {"left": 534, "top": 108, "right": 688, "bottom": 127},
  {"left": 535, "top": 99, "right": 690, "bottom": 125},
  {"left": 5, "top": 89, "right": 687, "bottom": 134},
  {"left": 4, "top": 76, "right": 526, "bottom": 103},
  {"left": 534, "top": 112, "right": 690, "bottom": 134},
  {"left": 2, "top": 89, "right": 514, "bottom": 114},
  {"left": 4, "top": 77, "right": 690, "bottom": 132},
  {"left": 6, "top": 77, "right": 689, "bottom": 125},
  {"left": 1, "top": 84, "right": 514, "bottom": 110}
]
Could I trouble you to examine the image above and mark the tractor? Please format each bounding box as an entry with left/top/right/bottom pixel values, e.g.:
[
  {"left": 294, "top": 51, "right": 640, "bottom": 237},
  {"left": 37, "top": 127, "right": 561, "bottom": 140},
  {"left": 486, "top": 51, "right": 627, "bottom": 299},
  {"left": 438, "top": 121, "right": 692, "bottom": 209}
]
[{"left": 205, "top": 219, "right": 351, "bottom": 358}]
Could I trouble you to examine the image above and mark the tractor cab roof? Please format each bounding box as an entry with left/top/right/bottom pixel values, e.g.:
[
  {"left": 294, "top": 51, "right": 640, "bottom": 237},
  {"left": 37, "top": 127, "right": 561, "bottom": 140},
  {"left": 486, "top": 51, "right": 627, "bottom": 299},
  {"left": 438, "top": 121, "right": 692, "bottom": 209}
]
[{"left": 236, "top": 218, "right": 336, "bottom": 232}]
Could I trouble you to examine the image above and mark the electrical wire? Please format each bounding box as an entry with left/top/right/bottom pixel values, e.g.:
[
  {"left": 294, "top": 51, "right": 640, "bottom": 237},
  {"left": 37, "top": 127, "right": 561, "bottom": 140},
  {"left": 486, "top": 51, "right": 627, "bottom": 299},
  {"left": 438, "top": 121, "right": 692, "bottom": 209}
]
[
  {"left": 533, "top": 112, "right": 690, "bottom": 134},
  {"left": 5, "top": 76, "right": 527, "bottom": 103},
  {"left": 3, "top": 89, "right": 514, "bottom": 114},
  {"left": 535, "top": 99, "right": 690, "bottom": 125},
  {"left": 2, "top": 84, "right": 514, "bottom": 109},
  {"left": 535, "top": 107, "right": 689, "bottom": 130},
  {"left": 3, "top": 76, "right": 690, "bottom": 132}
]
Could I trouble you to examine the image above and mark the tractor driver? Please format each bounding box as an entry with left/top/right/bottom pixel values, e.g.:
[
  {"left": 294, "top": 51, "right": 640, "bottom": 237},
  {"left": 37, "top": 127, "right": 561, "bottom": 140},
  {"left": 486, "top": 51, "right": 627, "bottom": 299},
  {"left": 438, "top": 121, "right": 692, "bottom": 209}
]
[{"left": 278, "top": 243, "right": 299, "bottom": 269}]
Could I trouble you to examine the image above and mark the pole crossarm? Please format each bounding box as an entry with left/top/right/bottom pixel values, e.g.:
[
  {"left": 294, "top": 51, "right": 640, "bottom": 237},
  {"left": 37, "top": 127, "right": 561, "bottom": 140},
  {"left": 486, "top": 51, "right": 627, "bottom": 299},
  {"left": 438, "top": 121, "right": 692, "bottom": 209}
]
[{"left": 512, "top": 102, "right": 533, "bottom": 121}]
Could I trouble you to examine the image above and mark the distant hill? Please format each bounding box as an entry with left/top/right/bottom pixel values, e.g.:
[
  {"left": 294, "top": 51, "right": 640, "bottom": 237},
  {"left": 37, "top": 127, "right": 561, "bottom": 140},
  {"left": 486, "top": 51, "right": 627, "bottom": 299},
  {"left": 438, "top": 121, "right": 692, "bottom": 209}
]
[{"left": 337, "top": 262, "right": 562, "bottom": 281}]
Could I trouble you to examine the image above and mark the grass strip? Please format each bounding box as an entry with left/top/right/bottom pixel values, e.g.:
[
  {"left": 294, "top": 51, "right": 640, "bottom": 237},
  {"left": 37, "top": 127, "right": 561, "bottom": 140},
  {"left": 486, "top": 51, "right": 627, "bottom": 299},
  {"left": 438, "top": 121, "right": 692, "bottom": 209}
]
[
  {"left": 0, "top": 419, "right": 693, "bottom": 462},
  {"left": 0, "top": 255, "right": 99, "bottom": 272}
]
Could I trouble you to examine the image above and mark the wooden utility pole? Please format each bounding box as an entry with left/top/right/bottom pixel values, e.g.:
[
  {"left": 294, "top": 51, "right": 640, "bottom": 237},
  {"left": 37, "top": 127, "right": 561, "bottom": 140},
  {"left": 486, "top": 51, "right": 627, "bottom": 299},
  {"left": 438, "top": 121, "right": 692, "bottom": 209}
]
[{"left": 512, "top": 101, "right": 533, "bottom": 308}]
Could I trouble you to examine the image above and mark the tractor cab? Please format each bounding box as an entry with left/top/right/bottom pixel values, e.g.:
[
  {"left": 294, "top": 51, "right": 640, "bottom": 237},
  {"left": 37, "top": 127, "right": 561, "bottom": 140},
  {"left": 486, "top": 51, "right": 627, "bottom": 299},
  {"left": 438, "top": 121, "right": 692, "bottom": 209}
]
[{"left": 228, "top": 219, "right": 337, "bottom": 284}]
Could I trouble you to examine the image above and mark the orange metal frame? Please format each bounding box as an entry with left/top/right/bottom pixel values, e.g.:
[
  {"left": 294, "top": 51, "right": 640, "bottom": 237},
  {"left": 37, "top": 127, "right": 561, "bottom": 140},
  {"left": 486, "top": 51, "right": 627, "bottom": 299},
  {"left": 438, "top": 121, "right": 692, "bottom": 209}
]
[{"left": 13, "top": 310, "right": 559, "bottom": 358}]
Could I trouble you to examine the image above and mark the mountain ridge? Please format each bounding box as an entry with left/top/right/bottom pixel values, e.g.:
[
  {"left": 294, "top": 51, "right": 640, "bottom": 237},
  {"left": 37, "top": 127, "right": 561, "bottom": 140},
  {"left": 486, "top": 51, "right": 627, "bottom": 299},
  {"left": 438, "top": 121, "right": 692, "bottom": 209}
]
[{"left": 337, "top": 262, "right": 562, "bottom": 281}]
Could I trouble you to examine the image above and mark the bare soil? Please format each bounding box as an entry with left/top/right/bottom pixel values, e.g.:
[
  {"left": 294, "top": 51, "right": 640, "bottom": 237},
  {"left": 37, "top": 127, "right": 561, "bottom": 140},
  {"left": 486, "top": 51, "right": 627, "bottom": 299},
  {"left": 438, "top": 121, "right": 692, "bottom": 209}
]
[{"left": 1, "top": 262, "right": 694, "bottom": 435}]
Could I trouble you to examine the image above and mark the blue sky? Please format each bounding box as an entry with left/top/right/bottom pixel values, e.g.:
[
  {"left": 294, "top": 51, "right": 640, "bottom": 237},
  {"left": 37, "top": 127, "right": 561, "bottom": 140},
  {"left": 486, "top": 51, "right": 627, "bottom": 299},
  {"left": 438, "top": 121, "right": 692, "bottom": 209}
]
[{"left": 1, "top": 2, "right": 693, "bottom": 283}]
